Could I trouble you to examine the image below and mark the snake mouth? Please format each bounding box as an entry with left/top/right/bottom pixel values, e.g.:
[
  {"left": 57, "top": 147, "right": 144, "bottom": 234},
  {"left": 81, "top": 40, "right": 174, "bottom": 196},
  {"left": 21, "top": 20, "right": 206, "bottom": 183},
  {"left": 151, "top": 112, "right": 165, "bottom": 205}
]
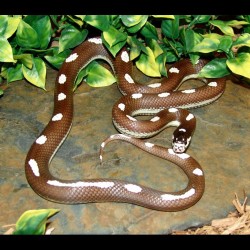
[{"left": 172, "top": 142, "right": 186, "bottom": 153}]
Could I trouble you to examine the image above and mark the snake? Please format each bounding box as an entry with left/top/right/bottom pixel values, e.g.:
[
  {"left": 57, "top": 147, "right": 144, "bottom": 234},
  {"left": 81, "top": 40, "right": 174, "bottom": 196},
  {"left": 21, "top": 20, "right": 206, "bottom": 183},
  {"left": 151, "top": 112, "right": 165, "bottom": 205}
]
[{"left": 24, "top": 37, "right": 226, "bottom": 211}]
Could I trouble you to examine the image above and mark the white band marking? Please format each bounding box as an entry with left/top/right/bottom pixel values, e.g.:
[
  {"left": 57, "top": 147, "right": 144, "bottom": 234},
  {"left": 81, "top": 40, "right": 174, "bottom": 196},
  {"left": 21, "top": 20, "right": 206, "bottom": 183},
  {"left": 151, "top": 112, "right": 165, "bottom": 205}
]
[
  {"left": 124, "top": 184, "right": 142, "bottom": 193},
  {"left": 145, "top": 142, "right": 154, "bottom": 148},
  {"left": 121, "top": 51, "right": 129, "bottom": 62},
  {"left": 208, "top": 81, "right": 217, "bottom": 87},
  {"left": 88, "top": 37, "right": 102, "bottom": 44},
  {"left": 66, "top": 53, "right": 79, "bottom": 63},
  {"left": 193, "top": 168, "right": 203, "bottom": 176},
  {"left": 118, "top": 103, "right": 125, "bottom": 111},
  {"left": 125, "top": 73, "right": 134, "bottom": 83},
  {"left": 28, "top": 159, "right": 40, "bottom": 177},
  {"left": 169, "top": 67, "right": 179, "bottom": 73},
  {"left": 150, "top": 116, "right": 160, "bottom": 122},
  {"left": 182, "top": 89, "right": 196, "bottom": 94},
  {"left": 58, "top": 74, "right": 67, "bottom": 84},
  {"left": 186, "top": 113, "right": 194, "bottom": 121},
  {"left": 158, "top": 92, "right": 170, "bottom": 97},
  {"left": 161, "top": 188, "right": 195, "bottom": 201},
  {"left": 58, "top": 93, "right": 66, "bottom": 101},
  {"left": 132, "top": 93, "right": 143, "bottom": 99},
  {"left": 52, "top": 113, "right": 63, "bottom": 121},
  {"left": 148, "top": 83, "right": 161, "bottom": 88},
  {"left": 36, "top": 135, "right": 47, "bottom": 145},
  {"left": 169, "top": 107, "right": 178, "bottom": 113},
  {"left": 47, "top": 180, "right": 115, "bottom": 188}
]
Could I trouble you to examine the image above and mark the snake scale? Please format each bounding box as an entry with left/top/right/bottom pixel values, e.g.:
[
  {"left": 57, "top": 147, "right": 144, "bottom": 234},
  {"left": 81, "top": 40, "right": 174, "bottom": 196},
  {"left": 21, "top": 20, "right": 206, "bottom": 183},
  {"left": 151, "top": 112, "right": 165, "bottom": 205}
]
[{"left": 25, "top": 37, "right": 226, "bottom": 211}]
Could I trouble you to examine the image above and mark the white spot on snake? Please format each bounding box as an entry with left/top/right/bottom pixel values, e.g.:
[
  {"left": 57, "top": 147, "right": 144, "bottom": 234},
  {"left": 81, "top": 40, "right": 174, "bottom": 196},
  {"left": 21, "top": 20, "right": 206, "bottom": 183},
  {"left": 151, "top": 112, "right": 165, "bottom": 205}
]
[
  {"left": 181, "top": 89, "right": 196, "bottom": 94},
  {"left": 121, "top": 51, "right": 129, "bottom": 62},
  {"left": 52, "top": 113, "right": 63, "bottom": 121},
  {"left": 186, "top": 113, "right": 194, "bottom": 121},
  {"left": 168, "top": 108, "right": 178, "bottom": 113},
  {"left": 132, "top": 93, "right": 143, "bottom": 99},
  {"left": 58, "top": 93, "right": 66, "bottom": 101},
  {"left": 126, "top": 115, "right": 137, "bottom": 121},
  {"left": 177, "top": 153, "right": 190, "bottom": 159},
  {"left": 125, "top": 73, "right": 134, "bottom": 83},
  {"left": 88, "top": 37, "right": 102, "bottom": 44},
  {"left": 101, "top": 142, "right": 105, "bottom": 148},
  {"left": 65, "top": 53, "right": 79, "bottom": 62},
  {"left": 169, "top": 67, "right": 179, "bottom": 73},
  {"left": 168, "top": 148, "right": 190, "bottom": 159},
  {"left": 208, "top": 81, "right": 217, "bottom": 87},
  {"left": 158, "top": 92, "right": 170, "bottom": 97},
  {"left": 168, "top": 148, "right": 175, "bottom": 155},
  {"left": 161, "top": 188, "right": 195, "bottom": 201},
  {"left": 47, "top": 180, "right": 115, "bottom": 188},
  {"left": 99, "top": 155, "right": 103, "bottom": 161},
  {"left": 150, "top": 116, "right": 160, "bottom": 122},
  {"left": 118, "top": 103, "right": 125, "bottom": 111},
  {"left": 36, "top": 135, "right": 47, "bottom": 145},
  {"left": 28, "top": 159, "right": 40, "bottom": 177},
  {"left": 145, "top": 142, "right": 154, "bottom": 148},
  {"left": 148, "top": 83, "right": 161, "bottom": 88},
  {"left": 124, "top": 184, "right": 142, "bottom": 193},
  {"left": 193, "top": 168, "right": 203, "bottom": 176},
  {"left": 179, "top": 128, "right": 186, "bottom": 132},
  {"left": 58, "top": 74, "right": 67, "bottom": 84}
]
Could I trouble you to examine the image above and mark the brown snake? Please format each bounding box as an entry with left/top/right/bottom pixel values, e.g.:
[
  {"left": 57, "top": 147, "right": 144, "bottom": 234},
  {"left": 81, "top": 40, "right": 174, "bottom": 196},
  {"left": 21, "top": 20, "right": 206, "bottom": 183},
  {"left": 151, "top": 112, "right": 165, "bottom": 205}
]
[{"left": 25, "top": 37, "right": 226, "bottom": 211}]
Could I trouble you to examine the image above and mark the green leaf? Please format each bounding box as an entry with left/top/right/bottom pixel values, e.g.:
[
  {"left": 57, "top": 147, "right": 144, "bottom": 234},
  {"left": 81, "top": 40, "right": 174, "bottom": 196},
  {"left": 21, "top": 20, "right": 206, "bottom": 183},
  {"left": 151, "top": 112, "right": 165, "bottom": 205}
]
[
  {"left": 0, "top": 37, "right": 15, "bottom": 62},
  {"left": 127, "top": 36, "right": 144, "bottom": 60},
  {"left": 23, "top": 15, "right": 52, "bottom": 49},
  {"left": 0, "top": 15, "right": 8, "bottom": 36},
  {"left": 44, "top": 48, "right": 72, "bottom": 69},
  {"left": 198, "top": 58, "right": 230, "bottom": 78},
  {"left": 152, "top": 15, "right": 174, "bottom": 19},
  {"left": 85, "top": 61, "right": 116, "bottom": 87},
  {"left": 209, "top": 20, "right": 235, "bottom": 36},
  {"left": 22, "top": 57, "right": 46, "bottom": 90},
  {"left": 83, "top": 15, "right": 110, "bottom": 31},
  {"left": 227, "top": 53, "right": 250, "bottom": 79},
  {"left": 232, "top": 33, "right": 250, "bottom": 49},
  {"left": 120, "top": 15, "right": 146, "bottom": 27},
  {"left": 16, "top": 19, "right": 40, "bottom": 48},
  {"left": 218, "top": 36, "right": 233, "bottom": 54},
  {"left": 147, "top": 38, "right": 163, "bottom": 58},
  {"left": 225, "top": 20, "right": 249, "bottom": 27},
  {"left": 140, "top": 21, "right": 158, "bottom": 40},
  {"left": 13, "top": 209, "right": 59, "bottom": 235},
  {"left": 5, "top": 63, "right": 23, "bottom": 83},
  {"left": 102, "top": 25, "right": 127, "bottom": 47},
  {"left": 0, "top": 88, "right": 3, "bottom": 96},
  {"left": 185, "top": 29, "right": 203, "bottom": 53},
  {"left": 59, "top": 25, "right": 88, "bottom": 53},
  {"left": 4, "top": 16, "right": 21, "bottom": 39},
  {"left": 14, "top": 54, "right": 33, "bottom": 69},
  {"left": 191, "top": 37, "right": 220, "bottom": 53},
  {"left": 125, "top": 16, "right": 148, "bottom": 33},
  {"left": 191, "top": 15, "right": 211, "bottom": 24},
  {"left": 102, "top": 27, "right": 127, "bottom": 57},
  {"left": 156, "top": 52, "right": 167, "bottom": 76},
  {"left": 136, "top": 46, "right": 161, "bottom": 77},
  {"left": 161, "top": 16, "right": 179, "bottom": 39}
]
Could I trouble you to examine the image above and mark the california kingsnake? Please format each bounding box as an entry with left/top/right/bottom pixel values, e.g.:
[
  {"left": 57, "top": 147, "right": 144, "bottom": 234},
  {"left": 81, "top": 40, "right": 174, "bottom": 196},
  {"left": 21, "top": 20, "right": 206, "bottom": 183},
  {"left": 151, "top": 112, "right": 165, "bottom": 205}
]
[{"left": 25, "top": 37, "right": 226, "bottom": 211}]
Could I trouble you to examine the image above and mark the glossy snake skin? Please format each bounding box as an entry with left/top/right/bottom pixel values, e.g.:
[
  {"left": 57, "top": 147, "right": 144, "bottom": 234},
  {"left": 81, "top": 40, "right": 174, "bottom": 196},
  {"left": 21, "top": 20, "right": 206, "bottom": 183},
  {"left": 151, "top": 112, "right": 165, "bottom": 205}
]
[{"left": 25, "top": 37, "right": 226, "bottom": 211}]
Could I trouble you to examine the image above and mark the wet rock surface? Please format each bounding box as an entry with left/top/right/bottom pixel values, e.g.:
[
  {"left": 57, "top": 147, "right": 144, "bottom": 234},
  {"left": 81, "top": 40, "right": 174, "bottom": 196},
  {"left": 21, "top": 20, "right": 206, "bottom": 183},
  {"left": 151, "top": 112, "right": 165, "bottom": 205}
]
[{"left": 0, "top": 66, "right": 249, "bottom": 234}]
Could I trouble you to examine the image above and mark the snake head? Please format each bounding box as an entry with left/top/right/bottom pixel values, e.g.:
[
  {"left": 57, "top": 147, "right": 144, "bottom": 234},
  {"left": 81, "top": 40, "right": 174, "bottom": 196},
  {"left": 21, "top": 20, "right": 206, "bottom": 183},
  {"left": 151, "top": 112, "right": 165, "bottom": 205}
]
[{"left": 172, "top": 133, "right": 191, "bottom": 153}]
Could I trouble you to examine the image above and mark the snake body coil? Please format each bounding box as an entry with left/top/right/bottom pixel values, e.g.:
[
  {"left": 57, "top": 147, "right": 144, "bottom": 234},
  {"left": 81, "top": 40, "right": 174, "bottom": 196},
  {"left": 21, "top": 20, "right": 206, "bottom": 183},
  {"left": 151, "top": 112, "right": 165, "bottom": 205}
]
[{"left": 25, "top": 37, "right": 226, "bottom": 211}]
